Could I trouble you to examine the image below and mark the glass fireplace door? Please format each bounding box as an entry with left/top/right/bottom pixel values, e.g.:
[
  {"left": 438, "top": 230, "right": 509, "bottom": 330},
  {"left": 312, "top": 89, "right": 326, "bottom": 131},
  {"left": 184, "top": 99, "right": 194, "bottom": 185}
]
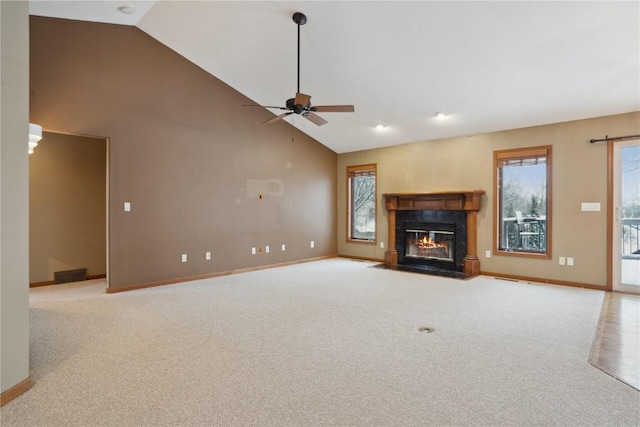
[{"left": 405, "top": 229, "right": 454, "bottom": 262}]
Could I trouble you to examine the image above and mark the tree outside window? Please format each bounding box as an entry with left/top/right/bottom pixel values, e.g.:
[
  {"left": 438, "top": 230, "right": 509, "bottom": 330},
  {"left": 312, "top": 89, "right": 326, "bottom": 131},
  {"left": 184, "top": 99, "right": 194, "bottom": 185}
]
[
  {"left": 347, "top": 164, "right": 376, "bottom": 242},
  {"left": 494, "top": 146, "right": 552, "bottom": 258}
]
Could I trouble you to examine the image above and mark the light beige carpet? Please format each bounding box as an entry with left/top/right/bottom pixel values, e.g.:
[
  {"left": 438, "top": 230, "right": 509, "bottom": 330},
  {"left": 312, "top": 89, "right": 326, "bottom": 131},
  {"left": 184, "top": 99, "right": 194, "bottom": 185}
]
[{"left": 2, "top": 258, "right": 639, "bottom": 426}]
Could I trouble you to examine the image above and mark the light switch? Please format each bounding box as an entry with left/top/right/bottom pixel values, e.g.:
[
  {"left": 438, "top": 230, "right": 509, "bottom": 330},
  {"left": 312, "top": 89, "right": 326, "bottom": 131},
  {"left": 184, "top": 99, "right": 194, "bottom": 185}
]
[{"left": 124, "top": 202, "right": 131, "bottom": 212}]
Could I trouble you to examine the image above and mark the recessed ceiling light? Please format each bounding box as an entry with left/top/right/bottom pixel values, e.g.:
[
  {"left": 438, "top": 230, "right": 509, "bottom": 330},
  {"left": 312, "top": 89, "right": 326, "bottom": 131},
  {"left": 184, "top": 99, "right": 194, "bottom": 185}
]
[
  {"left": 375, "top": 124, "right": 387, "bottom": 130},
  {"left": 118, "top": 5, "right": 136, "bottom": 15},
  {"left": 435, "top": 112, "right": 447, "bottom": 119}
]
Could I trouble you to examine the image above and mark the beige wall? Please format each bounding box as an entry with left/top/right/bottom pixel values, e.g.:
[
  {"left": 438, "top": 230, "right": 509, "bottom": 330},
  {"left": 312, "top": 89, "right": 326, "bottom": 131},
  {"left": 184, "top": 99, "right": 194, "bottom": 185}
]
[
  {"left": 338, "top": 112, "right": 640, "bottom": 288},
  {"left": 30, "top": 17, "right": 337, "bottom": 290},
  {"left": 1, "top": 1, "right": 30, "bottom": 395},
  {"left": 29, "top": 132, "right": 107, "bottom": 283}
]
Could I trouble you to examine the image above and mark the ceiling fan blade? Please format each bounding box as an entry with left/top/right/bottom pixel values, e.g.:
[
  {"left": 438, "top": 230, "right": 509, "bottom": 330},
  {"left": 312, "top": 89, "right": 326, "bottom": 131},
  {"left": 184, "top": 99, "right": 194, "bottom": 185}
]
[
  {"left": 311, "top": 105, "right": 355, "bottom": 113},
  {"left": 303, "top": 112, "right": 328, "bottom": 126},
  {"left": 295, "top": 92, "right": 311, "bottom": 107},
  {"left": 263, "top": 112, "right": 293, "bottom": 125}
]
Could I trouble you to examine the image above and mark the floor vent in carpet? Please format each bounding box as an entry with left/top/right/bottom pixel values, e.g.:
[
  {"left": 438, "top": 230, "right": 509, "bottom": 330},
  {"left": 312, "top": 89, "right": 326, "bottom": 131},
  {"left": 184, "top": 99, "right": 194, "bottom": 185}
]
[{"left": 494, "top": 277, "right": 519, "bottom": 282}]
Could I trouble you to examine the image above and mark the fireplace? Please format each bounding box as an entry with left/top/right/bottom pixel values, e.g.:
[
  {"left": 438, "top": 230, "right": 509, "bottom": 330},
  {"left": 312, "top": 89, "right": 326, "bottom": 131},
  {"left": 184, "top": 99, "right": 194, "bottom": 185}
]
[
  {"left": 396, "top": 211, "right": 467, "bottom": 274},
  {"left": 404, "top": 224, "right": 455, "bottom": 263},
  {"left": 383, "top": 191, "right": 484, "bottom": 277}
]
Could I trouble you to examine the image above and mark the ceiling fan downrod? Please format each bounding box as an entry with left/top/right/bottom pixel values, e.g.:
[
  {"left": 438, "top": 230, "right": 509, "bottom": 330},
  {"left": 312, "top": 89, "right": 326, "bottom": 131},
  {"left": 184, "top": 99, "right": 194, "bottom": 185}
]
[{"left": 292, "top": 12, "right": 307, "bottom": 96}]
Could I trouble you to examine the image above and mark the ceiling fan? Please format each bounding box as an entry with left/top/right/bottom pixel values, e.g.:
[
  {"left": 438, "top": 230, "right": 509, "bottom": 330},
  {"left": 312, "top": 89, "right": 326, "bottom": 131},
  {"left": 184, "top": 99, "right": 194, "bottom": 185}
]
[{"left": 244, "top": 12, "right": 355, "bottom": 126}]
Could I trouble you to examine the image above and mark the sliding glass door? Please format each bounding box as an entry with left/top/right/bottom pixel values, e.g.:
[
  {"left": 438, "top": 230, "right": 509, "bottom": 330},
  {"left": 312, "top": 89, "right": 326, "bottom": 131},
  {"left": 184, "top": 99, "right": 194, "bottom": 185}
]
[{"left": 612, "top": 139, "right": 640, "bottom": 293}]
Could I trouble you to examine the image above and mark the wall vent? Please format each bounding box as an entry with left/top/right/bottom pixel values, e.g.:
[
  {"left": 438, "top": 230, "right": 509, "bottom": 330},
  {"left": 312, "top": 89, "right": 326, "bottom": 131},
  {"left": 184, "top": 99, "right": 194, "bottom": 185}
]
[{"left": 54, "top": 268, "right": 87, "bottom": 284}]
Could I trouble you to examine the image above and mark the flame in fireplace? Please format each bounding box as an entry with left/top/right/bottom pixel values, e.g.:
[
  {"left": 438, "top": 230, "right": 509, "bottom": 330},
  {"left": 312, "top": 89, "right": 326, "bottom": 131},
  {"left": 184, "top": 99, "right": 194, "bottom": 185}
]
[{"left": 418, "top": 236, "right": 448, "bottom": 250}]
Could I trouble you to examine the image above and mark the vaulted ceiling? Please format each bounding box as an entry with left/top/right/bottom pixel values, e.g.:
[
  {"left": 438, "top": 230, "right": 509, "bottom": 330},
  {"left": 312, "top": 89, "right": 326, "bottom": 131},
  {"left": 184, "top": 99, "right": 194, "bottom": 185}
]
[{"left": 29, "top": 1, "right": 640, "bottom": 154}]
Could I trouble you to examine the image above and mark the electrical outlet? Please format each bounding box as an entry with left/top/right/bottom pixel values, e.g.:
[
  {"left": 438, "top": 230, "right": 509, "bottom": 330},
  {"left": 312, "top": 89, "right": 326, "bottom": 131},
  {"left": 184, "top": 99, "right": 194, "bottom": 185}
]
[
  {"left": 310, "top": 241, "right": 315, "bottom": 248},
  {"left": 265, "top": 246, "right": 270, "bottom": 253},
  {"left": 124, "top": 202, "right": 131, "bottom": 212},
  {"left": 485, "top": 250, "right": 491, "bottom": 258},
  {"left": 181, "top": 254, "right": 187, "bottom": 263},
  {"left": 251, "top": 247, "right": 256, "bottom": 255},
  {"left": 581, "top": 202, "right": 601, "bottom": 212},
  {"left": 205, "top": 251, "right": 211, "bottom": 260},
  {"left": 559, "top": 256, "right": 566, "bottom": 265},
  {"left": 380, "top": 242, "right": 385, "bottom": 249},
  {"left": 567, "top": 257, "right": 574, "bottom": 266},
  {"left": 281, "top": 244, "right": 286, "bottom": 251}
]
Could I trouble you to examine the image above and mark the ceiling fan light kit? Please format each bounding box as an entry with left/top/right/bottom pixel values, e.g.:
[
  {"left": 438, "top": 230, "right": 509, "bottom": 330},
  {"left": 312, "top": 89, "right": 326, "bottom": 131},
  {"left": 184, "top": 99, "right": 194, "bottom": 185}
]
[{"left": 244, "top": 12, "right": 354, "bottom": 126}]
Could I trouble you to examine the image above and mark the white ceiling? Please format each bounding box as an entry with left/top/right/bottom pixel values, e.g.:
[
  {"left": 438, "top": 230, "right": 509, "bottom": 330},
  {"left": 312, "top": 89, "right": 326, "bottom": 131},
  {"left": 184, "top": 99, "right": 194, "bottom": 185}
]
[{"left": 29, "top": 1, "right": 640, "bottom": 154}]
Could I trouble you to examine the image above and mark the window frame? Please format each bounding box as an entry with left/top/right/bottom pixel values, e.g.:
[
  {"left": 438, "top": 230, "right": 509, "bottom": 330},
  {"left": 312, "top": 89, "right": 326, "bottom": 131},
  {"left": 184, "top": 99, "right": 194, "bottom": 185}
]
[
  {"left": 493, "top": 145, "right": 552, "bottom": 259},
  {"left": 347, "top": 163, "right": 377, "bottom": 244}
]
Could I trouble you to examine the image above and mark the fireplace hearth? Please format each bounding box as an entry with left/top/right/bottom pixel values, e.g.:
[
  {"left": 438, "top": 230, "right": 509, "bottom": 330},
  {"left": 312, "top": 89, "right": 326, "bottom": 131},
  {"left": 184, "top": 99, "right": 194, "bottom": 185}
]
[{"left": 383, "top": 191, "right": 485, "bottom": 277}]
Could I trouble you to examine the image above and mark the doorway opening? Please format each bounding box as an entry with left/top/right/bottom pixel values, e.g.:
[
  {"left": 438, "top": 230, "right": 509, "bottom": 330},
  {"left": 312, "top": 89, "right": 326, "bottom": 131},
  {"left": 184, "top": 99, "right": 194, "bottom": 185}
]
[
  {"left": 29, "top": 131, "right": 109, "bottom": 290},
  {"left": 610, "top": 138, "right": 640, "bottom": 294}
]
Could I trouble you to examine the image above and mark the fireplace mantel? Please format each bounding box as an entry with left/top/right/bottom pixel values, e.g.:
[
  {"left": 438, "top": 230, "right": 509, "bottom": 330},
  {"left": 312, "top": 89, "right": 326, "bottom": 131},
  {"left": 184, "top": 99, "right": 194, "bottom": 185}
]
[{"left": 383, "top": 190, "right": 485, "bottom": 276}]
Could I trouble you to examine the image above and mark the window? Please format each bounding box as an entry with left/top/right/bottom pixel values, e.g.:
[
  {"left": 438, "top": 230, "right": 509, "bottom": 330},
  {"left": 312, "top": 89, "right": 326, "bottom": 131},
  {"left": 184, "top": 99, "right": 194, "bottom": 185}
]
[
  {"left": 347, "top": 164, "right": 376, "bottom": 242},
  {"left": 494, "top": 146, "right": 552, "bottom": 257}
]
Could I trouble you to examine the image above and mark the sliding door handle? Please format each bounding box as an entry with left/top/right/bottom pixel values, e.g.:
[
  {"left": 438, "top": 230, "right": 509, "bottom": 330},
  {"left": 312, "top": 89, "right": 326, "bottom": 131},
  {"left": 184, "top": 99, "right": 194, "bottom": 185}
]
[{"left": 615, "top": 207, "right": 622, "bottom": 221}]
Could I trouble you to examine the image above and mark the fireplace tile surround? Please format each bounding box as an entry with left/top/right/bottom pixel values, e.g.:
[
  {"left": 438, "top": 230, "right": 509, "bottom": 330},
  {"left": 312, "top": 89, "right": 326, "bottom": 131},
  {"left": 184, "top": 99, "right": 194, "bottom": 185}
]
[{"left": 383, "top": 191, "right": 485, "bottom": 277}]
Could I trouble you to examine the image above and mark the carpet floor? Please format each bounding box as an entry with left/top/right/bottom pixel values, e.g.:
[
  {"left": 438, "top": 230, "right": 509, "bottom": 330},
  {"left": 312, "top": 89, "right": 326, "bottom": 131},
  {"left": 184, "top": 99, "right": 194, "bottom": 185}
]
[{"left": 1, "top": 258, "right": 639, "bottom": 426}]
